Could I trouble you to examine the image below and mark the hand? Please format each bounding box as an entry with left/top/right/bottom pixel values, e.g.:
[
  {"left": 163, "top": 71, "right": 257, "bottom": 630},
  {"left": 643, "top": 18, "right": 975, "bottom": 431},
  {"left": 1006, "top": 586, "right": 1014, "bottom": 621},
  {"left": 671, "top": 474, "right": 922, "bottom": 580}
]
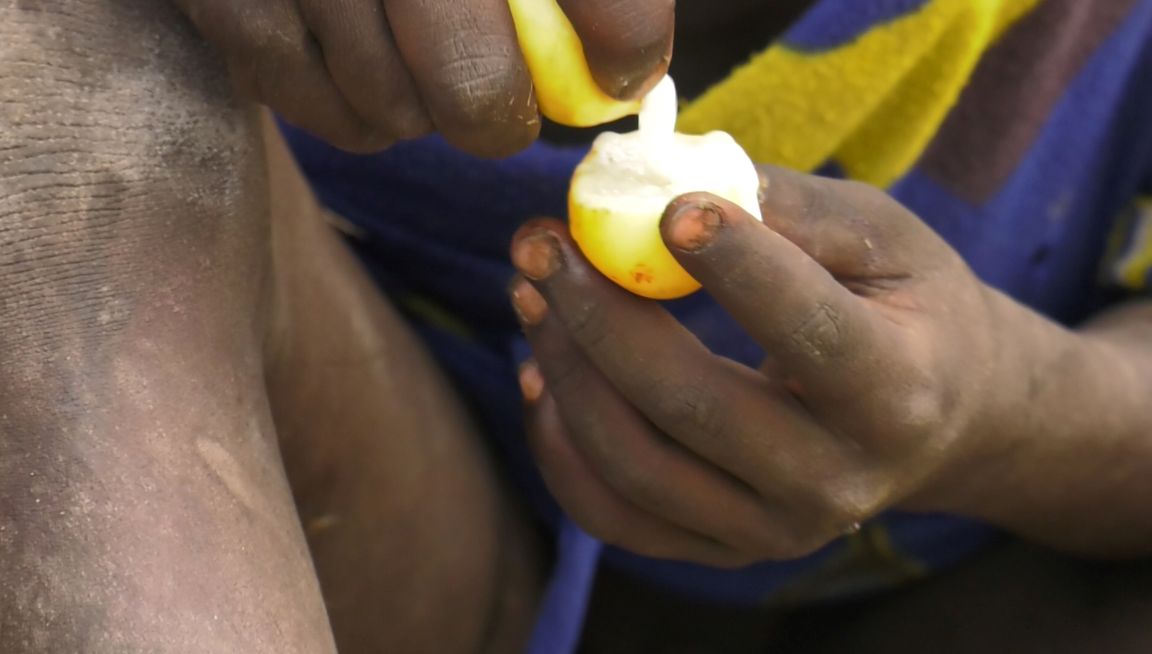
[
  {"left": 174, "top": 0, "right": 673, "bottom": 155},
  {"left": 508, "top": 165, "right": 1021, "bottom": 567}
]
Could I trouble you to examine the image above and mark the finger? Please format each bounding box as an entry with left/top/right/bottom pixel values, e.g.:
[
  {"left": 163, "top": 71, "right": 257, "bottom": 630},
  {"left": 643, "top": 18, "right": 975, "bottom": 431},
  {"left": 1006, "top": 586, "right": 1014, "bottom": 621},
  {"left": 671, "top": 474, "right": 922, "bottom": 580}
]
[
  {"left": 177, "top": 0, "right": 383, "bottom": 152},
  {"left": 512, "top": 226, "right": 885, "bottom": 553},
  {"left": 382, "top": 0, "right": 539, "bottom": 157},
  {"left": 298, "top": 0, "right": 434, "bottom": 142},
  {"left": 753, "top": 165, "right": 951, "bottom": 281},
  {"left": 660, "top": 195, "right": 915, "bottom": 420},
  {"left": 525, "top": 386, "right": 754, "bottom": 568},
  {"left": 555, "top": 0, "right": 674, "bottom": 100},
  {"left": 512, "top": 279, "right": 787, "bottom": 556},
  {"left": 510, "top": 221, "right": 830, "bottom": 486}
]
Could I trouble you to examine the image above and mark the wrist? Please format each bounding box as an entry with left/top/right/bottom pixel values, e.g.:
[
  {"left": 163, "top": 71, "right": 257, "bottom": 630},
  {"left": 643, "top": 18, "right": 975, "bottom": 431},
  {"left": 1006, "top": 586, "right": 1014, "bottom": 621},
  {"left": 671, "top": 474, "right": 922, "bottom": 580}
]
[
  {"left": 920, "top": 292, "right": 1152, "bottom": 553},
  {"left": 910, "top": 287, "right": 1082, "bottom": 516}
]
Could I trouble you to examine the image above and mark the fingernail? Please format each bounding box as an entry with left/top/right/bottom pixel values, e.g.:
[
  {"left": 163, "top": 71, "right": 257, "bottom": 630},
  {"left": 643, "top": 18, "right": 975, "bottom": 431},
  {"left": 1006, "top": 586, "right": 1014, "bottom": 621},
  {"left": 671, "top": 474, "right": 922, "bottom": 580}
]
[
  {"left": 666, "top": 203, "right": 723, "bottom": 252},
  {"left": 509, "top": 276, "right": 548, "bottom": 326},
  {"left": 512, "top": 230, "right": 561, "bottom": 280},
  {"left": 518, "top": 360, "right": 545, "bottom": 404}
]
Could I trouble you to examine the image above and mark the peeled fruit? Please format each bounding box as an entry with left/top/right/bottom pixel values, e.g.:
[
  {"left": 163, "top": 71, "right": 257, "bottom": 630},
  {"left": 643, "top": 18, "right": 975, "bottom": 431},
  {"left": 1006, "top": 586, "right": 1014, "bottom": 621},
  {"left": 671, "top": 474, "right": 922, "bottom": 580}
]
[
  {"left": 507, "top": 0, "right": 640, "bottom": 127},
  {"left": 507, "top": 0, "right": 762, "bottom": 298},
  {"left": 568, "top": 76, "right": 763, "bottom": 299}
]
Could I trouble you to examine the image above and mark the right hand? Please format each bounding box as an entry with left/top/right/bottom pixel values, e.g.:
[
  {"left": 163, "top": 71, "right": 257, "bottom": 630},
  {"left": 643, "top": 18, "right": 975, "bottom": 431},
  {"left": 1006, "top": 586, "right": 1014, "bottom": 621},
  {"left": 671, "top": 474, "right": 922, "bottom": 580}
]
[{"left": 174, "top": 0, "right": 674, "bottom": 156}]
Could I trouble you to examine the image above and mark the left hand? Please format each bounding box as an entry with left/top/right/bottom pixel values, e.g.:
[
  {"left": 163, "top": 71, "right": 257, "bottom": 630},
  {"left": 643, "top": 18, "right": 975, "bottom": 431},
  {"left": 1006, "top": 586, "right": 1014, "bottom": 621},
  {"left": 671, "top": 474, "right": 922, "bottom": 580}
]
[{"left": 508, "top": 165, "right": 1017, "bottom": 568}]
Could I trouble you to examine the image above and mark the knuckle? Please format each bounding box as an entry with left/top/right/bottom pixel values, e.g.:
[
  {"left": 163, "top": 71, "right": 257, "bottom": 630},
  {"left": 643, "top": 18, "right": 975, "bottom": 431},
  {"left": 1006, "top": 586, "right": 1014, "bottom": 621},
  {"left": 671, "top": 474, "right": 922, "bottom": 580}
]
[
  {"left": 561, "top": 299, "right": 615, "bottom": 351},
  {"left": 540, "top": 353, "right": 586, "bottom": 397},
  {"left": 796, "top": 174, "right": 836, "bottom": 221},
  {"left": 653, "top": 382, "right": 727, "bottom": 440},
  {"left": 788, "top": 301, "right": 847, "bottom": 362}
]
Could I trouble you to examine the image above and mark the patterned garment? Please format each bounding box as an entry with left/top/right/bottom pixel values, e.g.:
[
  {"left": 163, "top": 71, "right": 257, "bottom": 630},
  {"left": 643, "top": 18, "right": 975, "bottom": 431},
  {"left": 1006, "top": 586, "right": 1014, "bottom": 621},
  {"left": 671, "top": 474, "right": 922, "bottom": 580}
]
[{"left": 281, "top": 0, "right": 1152, "bottom": 651}]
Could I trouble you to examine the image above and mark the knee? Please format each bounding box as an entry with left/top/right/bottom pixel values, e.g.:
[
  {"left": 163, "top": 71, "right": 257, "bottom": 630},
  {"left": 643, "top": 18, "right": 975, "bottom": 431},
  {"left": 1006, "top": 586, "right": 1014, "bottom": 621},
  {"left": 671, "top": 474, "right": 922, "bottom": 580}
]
[{"left": 0, "top": 0, "right": 266, "bottom": 366}]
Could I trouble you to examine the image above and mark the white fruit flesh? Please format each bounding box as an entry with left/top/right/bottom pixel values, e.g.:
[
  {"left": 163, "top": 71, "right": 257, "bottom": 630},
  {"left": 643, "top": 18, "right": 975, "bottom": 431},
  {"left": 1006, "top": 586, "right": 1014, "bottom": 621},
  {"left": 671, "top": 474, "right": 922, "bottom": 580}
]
[
  {"left": 569, "top": 76, "right": 762, "bottom": 298},
  {"left": 575, "top": 77, "right": 762, "bottom": 221}
]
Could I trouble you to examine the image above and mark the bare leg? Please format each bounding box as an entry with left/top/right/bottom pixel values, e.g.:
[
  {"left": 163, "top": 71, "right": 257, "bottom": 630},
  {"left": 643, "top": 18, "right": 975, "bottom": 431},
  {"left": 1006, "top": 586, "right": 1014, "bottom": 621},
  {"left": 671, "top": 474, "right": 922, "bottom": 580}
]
[
  {"left": 261, "top": 118, "right": 543, "bottom": 653},
  {"left": 0, "top": 2, "right": 543, "bottom": 652},
  {"left": 0, "top": 3, "right": 327, "bottom": 651}
]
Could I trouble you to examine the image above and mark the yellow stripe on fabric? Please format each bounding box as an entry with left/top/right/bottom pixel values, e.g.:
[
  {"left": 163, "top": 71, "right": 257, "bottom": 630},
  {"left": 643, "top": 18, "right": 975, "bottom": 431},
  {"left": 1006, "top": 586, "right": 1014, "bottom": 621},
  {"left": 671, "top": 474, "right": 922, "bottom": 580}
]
[
  {"left": 678, "top": 0, "right": 1042, "bottom": 188},
  {"left": 1117, "top": 198, "right": 1152, "bottom": 290}
]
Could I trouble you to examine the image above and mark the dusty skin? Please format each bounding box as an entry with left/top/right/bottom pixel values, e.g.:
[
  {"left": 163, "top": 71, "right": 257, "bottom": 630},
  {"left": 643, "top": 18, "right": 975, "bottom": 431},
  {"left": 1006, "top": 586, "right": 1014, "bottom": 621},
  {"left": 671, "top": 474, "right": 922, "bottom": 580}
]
[
  {"left": 2, "top": 1, "right": 1152, "bottom": 654},
  {"left": 0, "top": 2, "right": 539, "bottom": 652}
]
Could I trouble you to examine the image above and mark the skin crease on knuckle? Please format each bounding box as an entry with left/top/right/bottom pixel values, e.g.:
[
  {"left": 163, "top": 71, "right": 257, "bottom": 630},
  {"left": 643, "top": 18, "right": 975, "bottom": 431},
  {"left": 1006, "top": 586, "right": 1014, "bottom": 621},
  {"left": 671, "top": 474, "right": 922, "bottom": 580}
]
[
  {"left": 558, "top": 296, "right": 619, "bottom": 353},
  {"left": 652, "top": 379, "right": 730, "bottom": 444},
  {"left": 788, "top": 301, "right": 849, "bottom": 364}
]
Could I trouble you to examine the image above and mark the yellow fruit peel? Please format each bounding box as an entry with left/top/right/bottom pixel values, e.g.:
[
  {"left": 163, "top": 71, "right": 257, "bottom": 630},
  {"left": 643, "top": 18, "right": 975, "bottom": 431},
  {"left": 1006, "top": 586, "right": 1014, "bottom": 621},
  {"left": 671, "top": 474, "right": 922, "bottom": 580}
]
[
  {"left": 507, "top": 0, "right": 641, "bottom": 127},
  {"left": 569, "top": 203, "right": 704, "bottom": 300}
]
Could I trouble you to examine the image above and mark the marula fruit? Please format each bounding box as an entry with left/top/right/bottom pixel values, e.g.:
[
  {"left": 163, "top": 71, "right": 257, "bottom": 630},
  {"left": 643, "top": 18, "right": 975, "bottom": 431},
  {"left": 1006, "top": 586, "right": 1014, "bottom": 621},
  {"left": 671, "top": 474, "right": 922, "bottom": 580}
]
[
  {"left": 509, "top": 0, "right": 762, "bottom": 299},
  {"left": 507, "top": 0, "right": 641, "bottom": 127},
  {"left": 568, "top": 76, "right": 762, "bottom": 299}
]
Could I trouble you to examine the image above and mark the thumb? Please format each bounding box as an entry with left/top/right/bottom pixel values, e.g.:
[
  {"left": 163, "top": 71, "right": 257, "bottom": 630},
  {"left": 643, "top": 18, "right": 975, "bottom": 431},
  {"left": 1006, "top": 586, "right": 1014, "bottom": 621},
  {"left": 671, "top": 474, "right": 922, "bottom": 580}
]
[
  {"left": 750, "top": 164, "right": 945, "bottom": 279},
  {"left": 557, "top": 0, "right": 674, "bottom": 100}
]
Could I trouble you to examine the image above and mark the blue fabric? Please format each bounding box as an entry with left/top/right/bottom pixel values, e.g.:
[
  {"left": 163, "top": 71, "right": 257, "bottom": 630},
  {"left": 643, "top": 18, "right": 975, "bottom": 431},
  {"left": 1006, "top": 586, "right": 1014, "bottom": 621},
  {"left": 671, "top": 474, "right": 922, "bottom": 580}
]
[
  {"left": 524, "top": 523, "right": 602, "bottom": 654},
  {"left": 281, "top": 0, "right": 1152, "bottom": 650},
  {"left": 782, "top": 0, "right": 931, "bottom": 52}
]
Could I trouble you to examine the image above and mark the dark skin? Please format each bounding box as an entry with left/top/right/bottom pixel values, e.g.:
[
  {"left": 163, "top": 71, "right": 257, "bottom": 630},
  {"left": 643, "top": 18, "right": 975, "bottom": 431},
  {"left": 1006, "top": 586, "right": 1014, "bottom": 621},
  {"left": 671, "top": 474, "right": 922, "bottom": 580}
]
[
  {"left": 172, "top": 0, "right": 676, "bottom": 155},
  {"left": 474, "top": 1, "right": 1152, "bottom": 565},
  {"left": 5, "top": 0, "right": 1152, "bottom": 652},
  {"left": 172, "top": 0, "right": 814, "bottom": 150},
  {"left": 2, "top": 2, "right": 539, "bottom": 652},
  {"left": 508, "top": 175, "right": 1152, "bottom": 564}
]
